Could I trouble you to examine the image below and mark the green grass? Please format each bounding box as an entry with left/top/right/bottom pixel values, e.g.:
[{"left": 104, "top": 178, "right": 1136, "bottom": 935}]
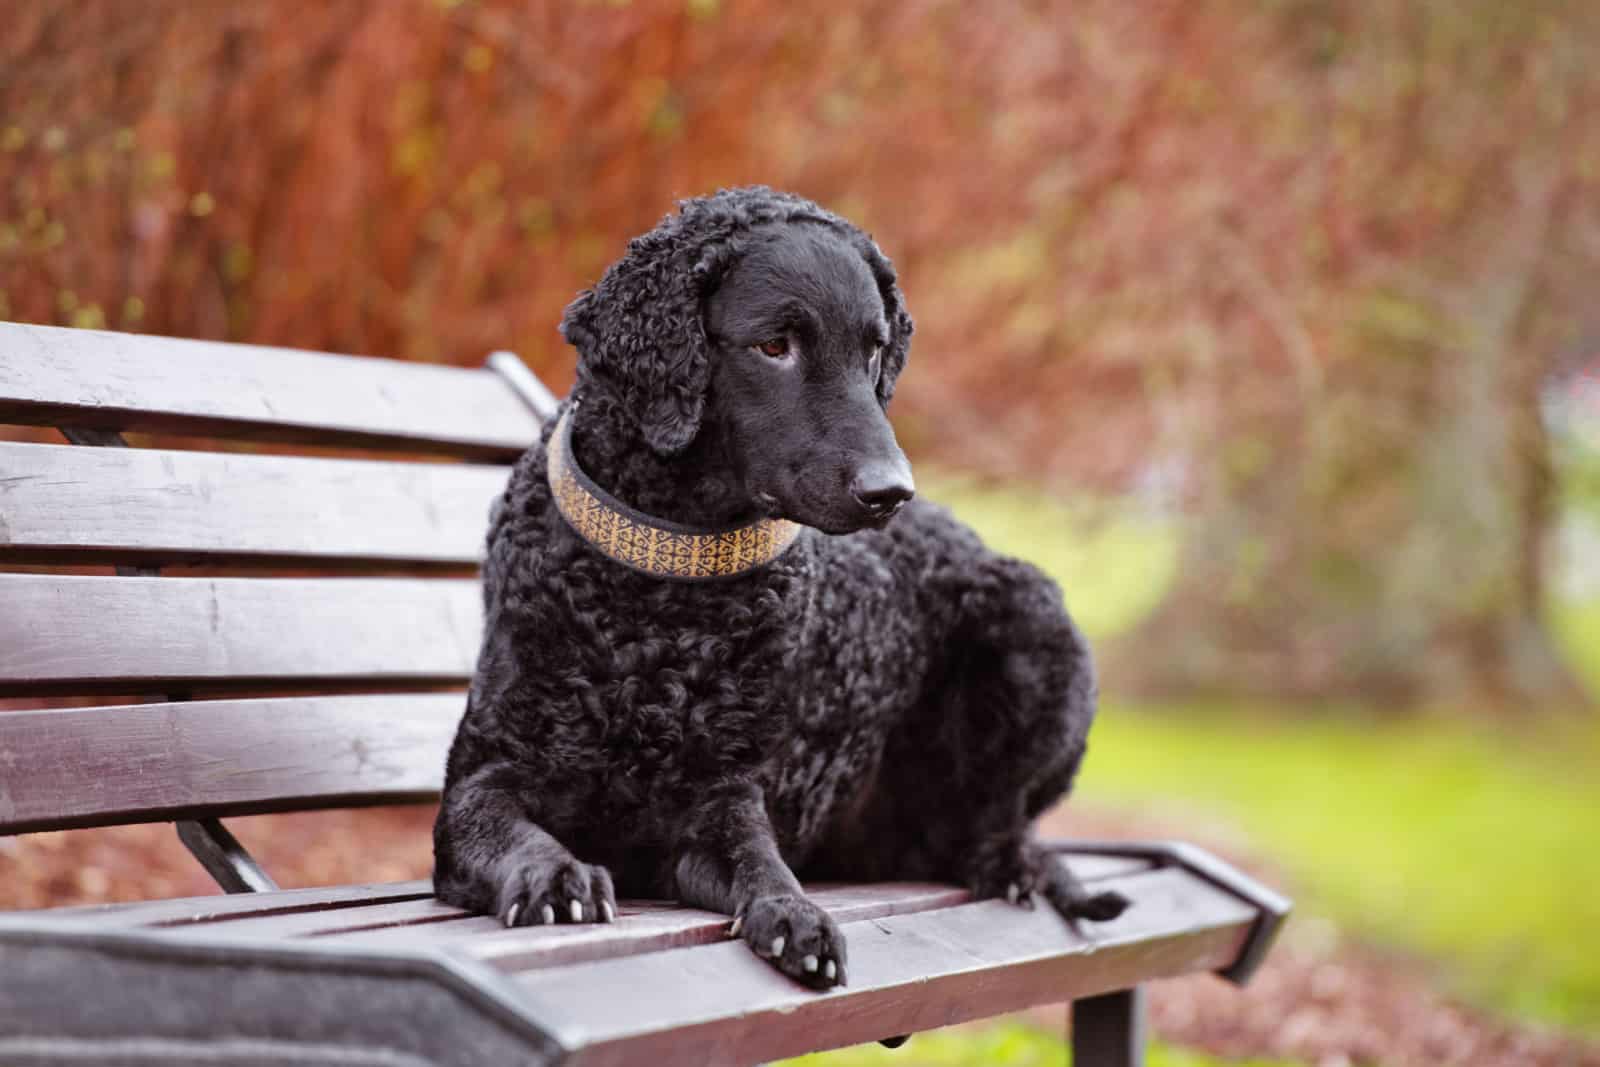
[
  {"left": 1081, "top": 704, "right": 1600, "bottom": 1029},
  {"left": 786, "top": 1022, "right": 1303, "bottom": 1066},
  {"left": 1552, "top": 596, "right": 1600, "bottom": 698}
]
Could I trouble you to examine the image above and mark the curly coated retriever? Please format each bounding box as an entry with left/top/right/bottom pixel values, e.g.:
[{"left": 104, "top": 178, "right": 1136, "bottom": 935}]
[{"left": 433, "top": 186, "right": 1128, "bottom": 990}]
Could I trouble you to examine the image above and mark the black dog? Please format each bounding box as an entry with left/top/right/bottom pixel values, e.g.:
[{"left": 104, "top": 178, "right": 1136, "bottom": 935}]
[{"left": 433, "top": 186, "right": 1127, "bottom": 990}]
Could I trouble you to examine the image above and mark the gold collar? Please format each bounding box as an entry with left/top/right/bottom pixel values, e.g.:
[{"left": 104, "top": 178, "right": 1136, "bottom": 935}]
[{"left": 546, "top": 408, "right": 803, "bottom": 580}]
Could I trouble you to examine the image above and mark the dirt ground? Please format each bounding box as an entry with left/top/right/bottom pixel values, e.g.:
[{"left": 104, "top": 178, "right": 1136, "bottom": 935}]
[{"left": 4, "top": 803, "right": 1597, "bottom": 1067}]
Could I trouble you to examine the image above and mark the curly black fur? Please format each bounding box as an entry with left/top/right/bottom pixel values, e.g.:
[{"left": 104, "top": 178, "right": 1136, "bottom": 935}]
[{"left": 433, "top": 187, "right": 1127, "bottom": 990}]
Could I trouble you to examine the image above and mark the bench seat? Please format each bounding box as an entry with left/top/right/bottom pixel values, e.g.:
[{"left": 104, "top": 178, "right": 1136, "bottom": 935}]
[{"left": 0, "top": 843, "right": 1280, "bottom": 1066}]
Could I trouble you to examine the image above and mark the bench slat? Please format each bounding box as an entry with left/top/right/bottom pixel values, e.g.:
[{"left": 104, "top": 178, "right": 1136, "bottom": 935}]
[
  {"left": 163, "top": 884, "right": 968, "bottom": 952},
  {"left": 0, "top": 694, "right": 463, "bottom": 833},
  {"left": 0, "top": 441, "right": 508, "bottom": 567},
  {"left": 159, "top": 897, "right": 473, "bottom": 940},
  {"left": 36, "top": 854, "right": 1152, "bottom": 945},
  {"left": 507, "top": 866, "right": 1253, "bottom": 1064},
  {"left": 38, "top": 853, "right": 1147, "bottom": 941},
  {"left": 321, "top": 856, "right": 1151, "bottom": 969},
  {"left": 43, "top": 880, "right": 437, "bottom": 928},
  {"left": 0, "top": 574, "right": 481, "bottom": 694},
  {"left": 0, "top": 322, "right": 542, "bottom": 457}
]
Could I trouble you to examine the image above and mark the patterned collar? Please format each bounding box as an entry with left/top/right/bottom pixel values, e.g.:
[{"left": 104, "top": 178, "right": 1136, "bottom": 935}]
[{"left": 546, "top": 408, "right": 804, "bottom": 580}]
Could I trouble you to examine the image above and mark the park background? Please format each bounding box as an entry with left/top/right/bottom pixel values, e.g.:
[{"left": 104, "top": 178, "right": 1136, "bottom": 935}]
[{"left": 2, "top": 2, "right": 1598, "bottom": 1064}]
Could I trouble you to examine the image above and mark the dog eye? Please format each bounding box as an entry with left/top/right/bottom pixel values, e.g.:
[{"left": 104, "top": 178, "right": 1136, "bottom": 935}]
[{"left": 756, "top": 339, "right": 790, "bottom": 359}]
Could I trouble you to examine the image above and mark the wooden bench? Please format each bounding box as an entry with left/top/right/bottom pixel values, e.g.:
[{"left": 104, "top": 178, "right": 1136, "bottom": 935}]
[{"left": 0, "top": 321, "right": 1289, "bottom": 1067}]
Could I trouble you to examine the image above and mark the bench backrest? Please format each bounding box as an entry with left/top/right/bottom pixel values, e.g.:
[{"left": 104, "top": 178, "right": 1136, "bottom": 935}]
[{"left": 0, "top": 322, "right": 547, "bottom": 835}]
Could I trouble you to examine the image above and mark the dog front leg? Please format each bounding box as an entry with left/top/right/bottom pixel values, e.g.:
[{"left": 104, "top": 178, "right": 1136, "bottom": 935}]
[
  {"left": 672, "top": 780, "right": 847, "bottom": 989},
  {"left": 433, "top": 761, "right": 616, "bottom": 928}
]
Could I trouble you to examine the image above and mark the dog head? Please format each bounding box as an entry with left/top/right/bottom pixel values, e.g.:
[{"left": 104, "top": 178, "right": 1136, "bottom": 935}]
[{"left": 560, "top": 187, "right": 914, "bottom": 534}]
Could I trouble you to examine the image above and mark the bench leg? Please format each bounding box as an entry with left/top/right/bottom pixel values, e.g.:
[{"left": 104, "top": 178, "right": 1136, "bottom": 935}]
[
  {"left": 1070, "top": 987, "right": 1146, "bottom": 1067},
  {"left": 176, "top": 817, "right": 278, "bottom": 893}
]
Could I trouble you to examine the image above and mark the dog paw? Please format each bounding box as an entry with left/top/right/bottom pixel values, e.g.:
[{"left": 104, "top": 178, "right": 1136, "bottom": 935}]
[
  {"left": 964, "top": 843, "right": 1044, "bottom": 909},
  {"left": 1060, "top": 889, "right": 1131, "bottom": 922},
  {"left": 967, "top": 844, "right": 1133, "bottom": 927},
  {"left": 1040, "top": 854, "right": 1131, "bottom": 927},
  {"left": 736, "top": 894, "right": 847, "bottom": 990},
  {"left": 494, "top": 847, "right": 616, "bottom": 928}
]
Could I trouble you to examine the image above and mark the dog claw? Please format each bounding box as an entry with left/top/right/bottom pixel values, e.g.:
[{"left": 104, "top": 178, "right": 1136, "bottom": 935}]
[
  {"left": 802, "top": 954, "right": 819, "bottom": 973},
  {"left": 540, "top": 904, "right": 555, "bottom": 925},
  {"left": 770, "top": 936, "right": 785, "bottom": 958},
  {"left": 570, "top": 899, "right": 584, "bottom": 923},
  {"left": 728, "top": 915, "right": 743, "bottom": 938},
  {"left": 504, "top": 903, "right": 520, "bottom": 928},
  {"left": 1007, "top": 882, "right": 1019, "bottom": 904},
  {"left": 824, "top": 959, "right": 837, "bottom": 981},
  {"left": 601, "top": 900, "right": 615, "bottom": 923}
]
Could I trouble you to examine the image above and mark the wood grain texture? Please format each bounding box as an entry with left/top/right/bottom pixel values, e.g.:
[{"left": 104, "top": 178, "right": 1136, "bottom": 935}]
[
  {"left": 39, "top": 856, "right": 1147, "bottom": 944},
  {"left": 506, "top": 866, "right": 1254, "bottom": 1066},
  {"left": 160, "top": 896, "right": 472, "bottom": 940},
  {"left": 16, "top": 862, "right": 1265, "bottom": 1067},
  {"left": 44, "top": 880, "right": 436, "bottom": 929},
  {"left": 0, "top": 694, "right": 464, "bottom": 833},
  {"left": 0, "top": 322, "right": 541, "bottom": 457},
  {"left": 325, "top": 856, "right": 1152, "bottom": 969},
  {"left": 234, "top": 884, "right": 969, "bottom": 958},
  {"left": 0, "top": 441, "right": 508, "bottom": 567},
  {"left": 0, "top": 574, "right": 481, "bottom": 694}
]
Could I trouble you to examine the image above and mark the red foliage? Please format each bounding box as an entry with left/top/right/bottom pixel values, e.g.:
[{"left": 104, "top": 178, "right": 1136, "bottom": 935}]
[
  {"left": 6, "top": 2, "right": 1600, "bottom": 706},
  {"left": 7, "top": 2, "right": 1596, "bottom": 490}
]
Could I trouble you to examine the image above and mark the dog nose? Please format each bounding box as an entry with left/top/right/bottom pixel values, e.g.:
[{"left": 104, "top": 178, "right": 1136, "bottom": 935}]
[{"left": 850, "top": 461, "right": 916, "bottom": 517}]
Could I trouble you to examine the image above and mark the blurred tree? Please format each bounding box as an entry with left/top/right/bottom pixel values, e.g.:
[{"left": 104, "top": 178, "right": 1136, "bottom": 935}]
[
  {"left": 1098, "top": 2, "right": 1600, "bottom": 707},
  {"left": 2, "top": 0, "right": 1595, "bottom": 707}
]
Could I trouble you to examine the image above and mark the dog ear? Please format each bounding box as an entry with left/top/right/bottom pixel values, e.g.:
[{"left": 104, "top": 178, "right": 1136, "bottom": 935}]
[
  {"left": 561, "top": 230, "right": 727, "bottom": 455},
  {"left": 853, "top": 236, "right": 914, "bottom": 407}
]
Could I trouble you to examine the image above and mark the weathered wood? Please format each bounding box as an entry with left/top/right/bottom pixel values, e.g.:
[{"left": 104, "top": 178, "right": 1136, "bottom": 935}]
[
  {"left": 0, "top": 441, "right": 508, "bottom": 568},
  {"left": 0, "top": 322, "right": 540, "bottom": 457},
  {"left": 40, "top": 864, "right": 1151, "bottom": 956},
  {"left": 18, "top": 862, "right": 1265, "bottom": 1064},
  {"left": 0, "top": 922, "right": 558, "bottom": 1067},
  {"left": 327, "top": 857, "right": 1152, "bottom": 971},
  {"left": 488, "top": 351, "right": 561, "bottom": 422},
  {"left": 506, "top": 867, "right": 1253, "bottom": 1066},
  {"left": 1072, "top": 987, "right": 1147, "bottom": 1067},
  {"left": 0, "top": 694, "right": 463, "bottom": 833},
  {"left": 162, "top": 896, "right": 472, "bottom": 940},
  {"left": 39, "top": 855, "right": 1146, "bottom": 944},
  {"left": 0, "top": 574, "right": 480, "bottom": 694},
  {"left": 37, "top": 854, "right": 1150, "bottom": 951},
  {"left": 216, "top": 884, "right": 968, "bottom": 958},
  {"left": 45, "top": 881, "right": 436, "bottom": 929}
]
